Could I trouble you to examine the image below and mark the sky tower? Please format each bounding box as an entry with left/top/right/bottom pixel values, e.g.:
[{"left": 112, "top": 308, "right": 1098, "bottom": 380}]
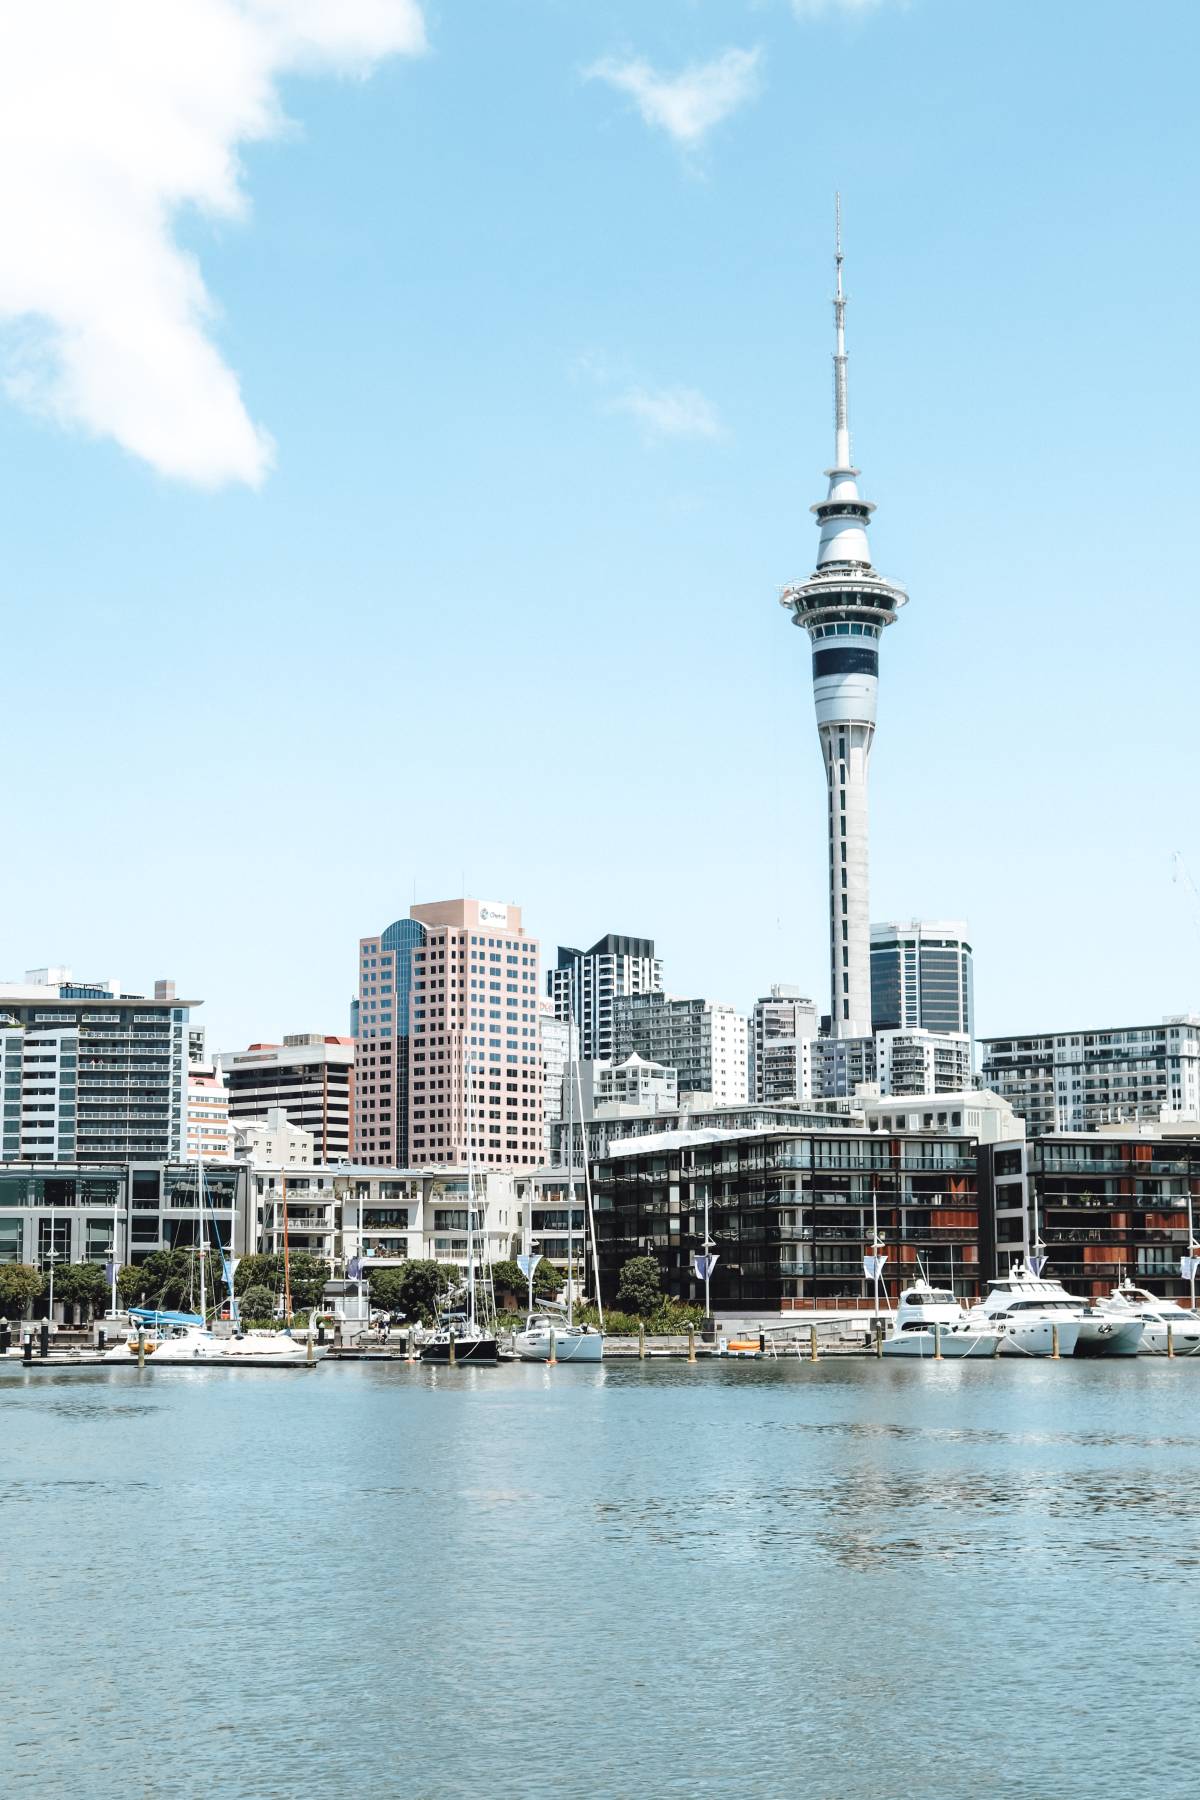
[{"left": 780, "top": 202, "right": 907, "bottom": 1039}]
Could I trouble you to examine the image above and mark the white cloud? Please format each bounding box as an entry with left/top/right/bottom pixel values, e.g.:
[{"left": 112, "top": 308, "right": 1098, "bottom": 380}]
[
  {"left": 607, "top": 385, "right": 722, "bottom": 442},
  {"left": 0, "top": 1, "right": 426, "bottom": 488},
  {"left": 585, "top": 47, "right": 761, "bottom": 148},
  {"left": 792, "top": 0, "right": 890, "bottom": 15}
]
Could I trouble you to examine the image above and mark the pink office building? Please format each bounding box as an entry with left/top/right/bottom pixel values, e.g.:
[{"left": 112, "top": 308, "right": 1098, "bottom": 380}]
[{"left": 356, "top": 898, "right": 543, "bottom": 1170}]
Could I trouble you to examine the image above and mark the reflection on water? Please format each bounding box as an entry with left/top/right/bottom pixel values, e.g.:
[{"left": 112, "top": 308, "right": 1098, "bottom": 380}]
[{"left": 3, "top": 1358, "right": 1200, "bottom": 1799}]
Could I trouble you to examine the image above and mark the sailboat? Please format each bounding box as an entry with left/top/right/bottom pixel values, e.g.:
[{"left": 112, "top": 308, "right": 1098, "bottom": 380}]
[
  {"left": 107, "top": 1162, "right": 311, "bottom": 1366},
  {"left": 421, "top": 1049, "right": 500, "bottom": 1364},
  {"left": 515, "top": 1038, "right": 603, "bottom": 1363}
]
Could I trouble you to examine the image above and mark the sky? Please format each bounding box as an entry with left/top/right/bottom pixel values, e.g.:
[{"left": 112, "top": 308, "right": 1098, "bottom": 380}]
[{"left": 2, "top": 0, "right": 1199, "bottom": 1052}]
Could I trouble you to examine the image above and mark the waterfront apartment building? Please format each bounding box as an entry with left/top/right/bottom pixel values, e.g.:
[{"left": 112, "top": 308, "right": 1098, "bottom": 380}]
[
  {"left": 752, "top": 987, "right": 819, "bottom": 1104},
  {"left": 612, "top": 994, "right": 749, "bottom": 1106},
  {"left": 407, "top": 899, "right": 543, "bottom": 1169},
  {"left": 980, "top": 1017, "right": 1200, "bottom": 1135},
  {"left": 870, "top": 921, "right": 973, "bottom": 1039},
  {"left": 221, "top": 1035, "right": 355, "bottom": 1164},
  {"left": 549, "top": 933, "right": 663, "bottom": 1061},
  {"left": 0, "top": 970, "right": 192, "bottom": 1164},
  {"left": 592, "top": 1122, "right": 984, "bottom": 1310},
  {"left": 979, "top": 1129, "right": 1200, "bottom": 1303},
  {"left": 354, "top": 915, "right": 427, "bottom": 1165},
  {"left": 233, "top": 1107, "right": 313, "bottom": 1168}
]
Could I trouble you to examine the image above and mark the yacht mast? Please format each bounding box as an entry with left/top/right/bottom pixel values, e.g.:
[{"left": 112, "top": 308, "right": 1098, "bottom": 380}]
[
  {"left": 566, "top": 1023, "right": 575, "bottom": 1329},
  {"left": 465, "top": 1046, "right": 476, "bottom": 1332},
  {"left": 574, "top": 1051, "right": 603, "bottom": 1324},
  {"left": 197, "top": 1157, "right": 206, "bottom": 1324}
]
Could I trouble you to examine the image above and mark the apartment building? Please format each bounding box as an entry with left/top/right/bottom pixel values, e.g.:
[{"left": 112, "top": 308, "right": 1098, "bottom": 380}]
[
  {"left": 612, "top": 994, "right": 749, "bottom": 1105},
  {"left": 980, "top": 1017, "right": 1200, "bottom": 1135},
  {"left": 221, "top": 1035, "right": 355, "bottom": 1165}
]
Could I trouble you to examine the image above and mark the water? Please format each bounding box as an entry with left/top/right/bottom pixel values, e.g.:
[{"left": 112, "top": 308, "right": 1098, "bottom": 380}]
[{"left": 3, "top": 1356, "right": 1199, "bottom": 1800}]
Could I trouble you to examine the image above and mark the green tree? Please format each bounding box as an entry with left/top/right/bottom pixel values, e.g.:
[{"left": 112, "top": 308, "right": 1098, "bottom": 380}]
[
  {"left": 238, "top": 1284, "right": 276, "bottom": 1322},
  {"left": 53, "top": 1262, "right": 109, "bottom": 1320},
  {"left": 116, "top": 1264, "right": 144, "bottom": 1308},
  {"left": 0, "top": 1263, "right": 44, "bottom": 1317},
  {"left": 130, "top": 1247, "right": 227, "bottom": 1313},
  {"left": 363, "top": 1267, "right": 406, "bottom": 1315},
  {"left": 616, "top": 1255, "right": 662, "bottom": 1317},
  {"left": 234, "top": 1252, "right": 328, "bottom": 1310},
  {"left": 490, "top": 1258, "right": 562, "bottom": 1305},
  {"left": 395, "top": 1259, "right": 453, "bottom": 1325}
]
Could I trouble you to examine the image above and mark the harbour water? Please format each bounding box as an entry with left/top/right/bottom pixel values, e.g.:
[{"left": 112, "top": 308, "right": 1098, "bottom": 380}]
[{"left": 4, "top": 1358, "right": 1199, "bottom": 1799}]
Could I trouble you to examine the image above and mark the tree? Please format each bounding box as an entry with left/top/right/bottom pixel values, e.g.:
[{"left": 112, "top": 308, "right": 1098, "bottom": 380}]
[
  {"left": 53, "top": 1262, "right": 109, "bottom": 1320},
  {"left": 234, "top": 1252, "right": 329, "bottom": 1311},
  {"left": 394, "top": 1260, "right": 453, "bottom": 1325},
  {"left": 490, "top": 1258, "right": 562, "bottom": 1306},
  {"left": 239, "top": 1284, "right": 276, "bottom": 1321},
  {"left": 0, "top": 1264, "right": 43, "bottom": 1317},
  {"left": 363, "top": 1267, "right": 406, "bottom": 1315},
  {"left": 116, "top": 1264, "right": 144, "bottom": 1308},
  {"left": 616, "top": 1255, "right": 662, "bottom": 1317},
  {"left": 128, "top": 1248, "right": 227, "bottom": 1313}
]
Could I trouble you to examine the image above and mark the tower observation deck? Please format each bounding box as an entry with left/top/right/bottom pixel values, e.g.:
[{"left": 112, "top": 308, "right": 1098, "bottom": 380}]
[{"left": 779, "top": 201, "right": 907, "bottom": 1039}]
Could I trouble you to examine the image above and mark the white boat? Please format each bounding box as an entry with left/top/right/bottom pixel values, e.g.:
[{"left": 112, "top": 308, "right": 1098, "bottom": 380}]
[
  {"left": 880, "top": 1281, "right": 1005, "bottom": 1358},
  {"left": 969, "top": 1262, "right": 1140, "bottom": 1357},
  {"left": 1101, "top": 1279, "right": 1200, "bottom": 1355},
  {"left": 514, "top": 1312, "right": 604, "bottom": 1363},
  {"left": 103, "top": 1320, "right": 311, "bottom": 1365}
]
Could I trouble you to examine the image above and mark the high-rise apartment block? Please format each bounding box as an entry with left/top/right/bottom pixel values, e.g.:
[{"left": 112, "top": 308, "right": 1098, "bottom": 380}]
[
  {"left": 355, "top": 916, "right": 426, "bottom": 1165},
  {"left": 780, "top": 209, "right": 906, "bottom": 1038},
  {"left": 980, "top": 1017, "right": 1200, "bottom": 1136},
  {"left": 186, "top": 1064, "right": 232, "bottom": 1163},
  {"left": 0, "top": 969, "right": 192, "bottom": 1163},
  {"left": 538, "top": 1000, "right": 577, "bottom": 1161},
  {"left": 752, "top": 986, "right": 819, "bottom": 1103},
  {"left": 871, "top": 921, "right": 974, "bottom": 1038},
  {"left": 549, "top": 933, "right": 662, "bottom": 1061},
  {"left": 407, "top": 899, "right": 543, "bottom": 1169},
  {"left": 612, "top": 994, "right": 749, "bottom": 1105},
  {"left": 812, "top": 1028, "right": 973, "bottom": 1100},
  {"left": 221, "top": 1035, "right": 355, "bottom": 1164}
]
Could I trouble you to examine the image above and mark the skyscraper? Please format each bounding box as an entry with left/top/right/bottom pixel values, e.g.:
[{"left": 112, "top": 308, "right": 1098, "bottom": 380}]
[
  {"left": 355, "top": 916, "right": 427, "bottom": 1165},
  {"left": 407, "top": 898, "right": 542, "bottom": 1169},
  {"left": 780, "top": 204, "right": 907, "bottom": 1038},
  {"left": 870, "top": 921, "right": 974, "bottom": 1038},
  {"left": 549, "top": 934, "right": 662, "bottom": 1061}
]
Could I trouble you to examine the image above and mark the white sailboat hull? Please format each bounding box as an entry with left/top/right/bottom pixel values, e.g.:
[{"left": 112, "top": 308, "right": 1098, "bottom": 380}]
[{"left": 515, "top": 1327, "right": 604, "bottom": 1363}]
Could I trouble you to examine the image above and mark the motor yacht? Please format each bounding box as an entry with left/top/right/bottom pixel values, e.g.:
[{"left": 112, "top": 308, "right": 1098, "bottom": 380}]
[
  {"left": 969, "top": 1267, "right": 1081, "bottom": 1356},
  {"left": 971, "top": 1263, "right": 1141, "bottom": 1357},
  {"left": 514, "top": 1312, "right": 604, "bottom": 1363},
  {"left": 1101, "top": 1279, "right": 1200, "bottom": 1355},
  {"left": 880, "top": 1281, "right": 1005, "bottom": 1358}
]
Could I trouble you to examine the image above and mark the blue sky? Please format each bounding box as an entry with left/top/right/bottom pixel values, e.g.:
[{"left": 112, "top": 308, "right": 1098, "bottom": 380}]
[{"left": 2, "top": 0, "right": 1198, "bottom": 1051}]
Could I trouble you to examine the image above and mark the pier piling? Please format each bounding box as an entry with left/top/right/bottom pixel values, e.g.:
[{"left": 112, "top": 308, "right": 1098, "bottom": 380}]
[
  {"left": 638, "top": 1322, "right": 646, "bottom": 1360},
  {"left": 548, "top": 1328, "right": 557, "bottom": 1366},
  {"left": 448, "top": 1329, "right": 456, "bottom": 1367},
  {"left": 39, "top": 1321, "right": 49, "bottom": 1359},
  {"left": 933, "top": 1323, "right": 942, "bottom": 1361},
  {"left": 687, "top": 1326, "right": 696, "bottom": 1365},
  {"left": 809, "top": 1324, "right": 819, "bottom": 1362},
  {"left": 1051, "top": 1325, "right": 1060, "bottom": 1360},
  {"left": 22, "top": 1331, "right": 32, "bottom": 1364},
  {"left": 1167, "top": 1324, "right": 1175, "bottom": 1359},
  {"left": 137, "top": 1328, "right": 145, "bottom": 1368}
]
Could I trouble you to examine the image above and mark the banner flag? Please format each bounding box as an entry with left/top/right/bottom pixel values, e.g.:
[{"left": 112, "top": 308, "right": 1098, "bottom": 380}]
[
  {"left": 517, "top": 1254, "right": 543, "bottom": 1279},
  {"left": 1181, "top": 1255, "right": 1198, "bottom": 1280},
  {"left": 1029, "top": 1254, "right": 1048, "bottom": 1275},
  {"left": 863, "top": 1254, "right": 888, "bottom": 1279},
  {"left": 692, "top": 1254, "right": 719, "bottom": 1281}
]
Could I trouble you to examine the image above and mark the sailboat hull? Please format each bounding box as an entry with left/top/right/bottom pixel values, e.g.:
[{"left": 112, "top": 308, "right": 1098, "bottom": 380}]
[
  {"left": 515, "top": 1329, "right": 604, "bottom": 1363},
  {"left": 419, "top": 1335, "right": 500, "bottom": 1365}
]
